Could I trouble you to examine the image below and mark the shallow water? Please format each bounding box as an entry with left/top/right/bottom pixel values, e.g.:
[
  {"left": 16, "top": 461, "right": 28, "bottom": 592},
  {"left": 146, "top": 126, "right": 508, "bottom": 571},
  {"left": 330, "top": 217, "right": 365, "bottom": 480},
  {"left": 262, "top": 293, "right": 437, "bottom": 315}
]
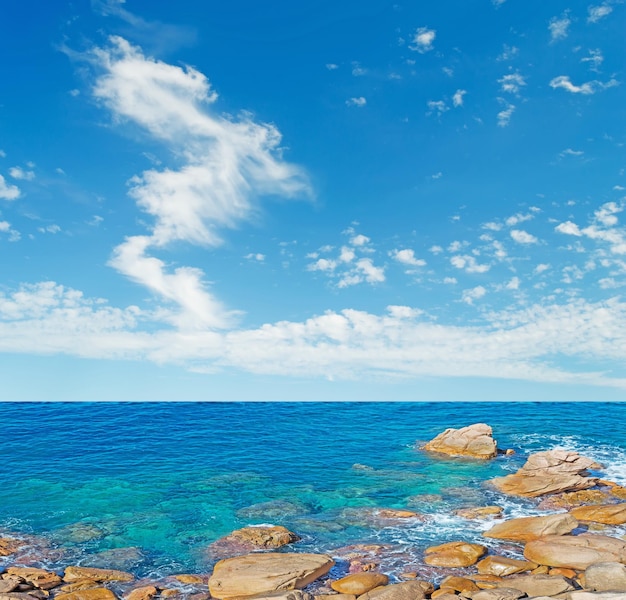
[{"left": 1, "top": 402, "right": 625, "bottom": 578}]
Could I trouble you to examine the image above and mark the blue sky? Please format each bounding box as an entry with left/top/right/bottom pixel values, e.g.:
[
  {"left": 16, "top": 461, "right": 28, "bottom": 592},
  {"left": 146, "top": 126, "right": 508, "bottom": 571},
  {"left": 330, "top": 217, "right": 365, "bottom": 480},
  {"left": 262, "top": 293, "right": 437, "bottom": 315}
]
[{"left": 1, "top": 0, "right": 625, "bottom": 400}]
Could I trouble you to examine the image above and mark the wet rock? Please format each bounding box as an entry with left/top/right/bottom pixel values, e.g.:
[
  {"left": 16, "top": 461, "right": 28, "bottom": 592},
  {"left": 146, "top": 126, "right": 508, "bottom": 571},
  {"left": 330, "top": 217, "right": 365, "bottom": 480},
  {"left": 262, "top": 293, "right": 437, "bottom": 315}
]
[
  {"left": 422, "top": 423, "right": 497, "bottom": 460},
  {"left": 523, "top": 533, "right": 626, "bottom": 570},
  {"left": 429, "top": 592, "right": 457, "bottom": 600},
  {"left": 475, "top": 556, "right": 537, "bottom": 577},
  {"left": 0, "top": 538, "right": 25, "bottom": 557},
  {"left": 424, "top": 541, "right": 487, "bottom": 567},
  {"left": 330, "top": 573, "right": 388, "bottom": 595},
  {"left": 454, "top": 506, "right": 503, "bottom": 520},
  {"left": 63, "top": 568, "right": 134, "bottom": 584},
  {"left": 495, "top": 573, "right": 574, "bottom": 596},
  {"left": 236, "top": 501, "right": 310, "bottom": 520},
  {"left": 207, "top": 553, "right": 334, "bottom": 600},
  {"left": 123, "top": 587, "right": 157, "bottom": 600},
  {"left": 584, "top": 562, "right": 626, "bottom": 592},
  {"left": 438, "top": 575, "right": 479, "bottom": 593},
  {"left": 159, "top": 590, "right": 179, "bottom": 598},
  {"left": 537, "top": 488, "right": 615, "bottom": 510},
  {"left": 172, "top": 575, "right": 205, "bottom": 585},
  {"left": 86, "top": 548, "right": 144, "bottom": 571},
  {"left": 570, "top": 503, "right": 626, "bottom": 525},
  {"left": 315, "top": 594, "right": 356, "bottom": 600},
  {"left": 490, "top": 450, "right": 600, "bottom": 497},
  {"left": 5, "top": 569, "right": 61, "bottom": 591},
  {"left": 56, "top": 581, "right": 99, "bottom": 594},
  {"left": 230, "top": 526, "right": 300, "bottom": 548},
  {"left": 55, "top": 524, "right": 105, "bottom": 544},
  {"left": 246, "top": 593, "right": 315, "bottom": 600},
  {"left": 405, "top": 494, "right": 443, "bottom": 506},
  {"left": 54, "top": 589, "right": 118, "bottom": 600},
  {"left": 482, "top": 513, "right": 578, "bottom": 542},
  {"left": 373, "top": 509, "right": 419, "bottom": 519},
  {"left": 357, "top": 580, "right": 434, "bottom": 600}
]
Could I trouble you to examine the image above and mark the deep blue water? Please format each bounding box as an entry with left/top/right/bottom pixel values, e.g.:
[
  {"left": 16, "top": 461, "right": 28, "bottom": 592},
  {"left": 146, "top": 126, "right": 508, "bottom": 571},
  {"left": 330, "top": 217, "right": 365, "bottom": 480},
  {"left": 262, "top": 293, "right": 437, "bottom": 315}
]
[{"left": 1, "top": 402, "right": 625, "bottom": 578}]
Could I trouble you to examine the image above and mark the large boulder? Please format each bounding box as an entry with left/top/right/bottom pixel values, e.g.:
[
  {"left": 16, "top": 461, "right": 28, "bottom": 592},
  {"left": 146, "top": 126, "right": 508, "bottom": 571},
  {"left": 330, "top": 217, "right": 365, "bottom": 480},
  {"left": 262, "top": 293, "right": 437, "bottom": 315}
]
[
  {"left": 470, "top": 591, "right": 526, "bottom": 600},
  {"left": 482, "top": 513, "right": 578, "bottom": 542},
  {"left": 494, "top": 573, "right": 574, "bottom": 596},
  {"left": 5, "top": 568, "right": 62, "bottom": 590},
  {"left": 357, "top": 580, "right": 434, "bottom": 600},
  {"left": 490, "top": 450, "right": 600, "bottom": 497},
  {"left": 523, "top": 533, "right": 626, "bottom": 570},
  {"left": 423, "top": 541, "right": 487, "bottom": 567},
  {"left": 475, "top": 556, "right": 537, "bottom": 577},
  {"left": 331, "top": 573, "right": 388, "bottom": 595},
  {"left": 570, "top": 503, "right": 626, "bottom": 525},
  {"left": 422, "top": 424, "right": 497, "bottom": 460},
  {"left": 208, "top": 553, "right": 334, "bottom": 600},
  {"left": 63, "top": 567, "right": 134, "bottom": 583},
  {"left": 584, "top": 562, "right": 626, "bottom": 592}
]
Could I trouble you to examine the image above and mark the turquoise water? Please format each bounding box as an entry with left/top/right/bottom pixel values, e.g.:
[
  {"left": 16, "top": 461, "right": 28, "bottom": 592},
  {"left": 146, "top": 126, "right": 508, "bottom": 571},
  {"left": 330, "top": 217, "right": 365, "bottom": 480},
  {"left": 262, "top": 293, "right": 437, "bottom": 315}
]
[{"left": 1, "top": 402, "right": 625, "bottom": 579}]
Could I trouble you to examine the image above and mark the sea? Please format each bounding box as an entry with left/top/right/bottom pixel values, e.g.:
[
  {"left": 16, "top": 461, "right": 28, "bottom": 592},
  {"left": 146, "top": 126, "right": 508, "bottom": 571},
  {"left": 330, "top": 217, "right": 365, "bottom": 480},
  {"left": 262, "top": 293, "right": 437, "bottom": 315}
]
[{"left": 1, "top": 402, "right": 625, "bottom": 582}]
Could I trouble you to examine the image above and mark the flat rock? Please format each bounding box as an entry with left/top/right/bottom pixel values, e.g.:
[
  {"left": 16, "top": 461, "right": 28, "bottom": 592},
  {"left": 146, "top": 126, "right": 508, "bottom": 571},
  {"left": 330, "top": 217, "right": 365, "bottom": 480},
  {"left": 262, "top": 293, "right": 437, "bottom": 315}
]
[
  {"left": 422, "top": 423, "right": 497, "bottom": 460},
  {"left": 523, "top": 533, "right": 626, "bottom": 570},
  {"left": 570, "top": 503, "right": 626, "bottom": 525},
  {"left": 357, "top": 580, "right": 434, "bottom": 600},
  {"left": 229, "top": 526, "right": 300, "bottom": 549},
  {"left": 483, "top": 513, "right": 578, "bottom": 542},
  {"left": 315, "top": 595, "right": 355, "bottom": 600},
  {"left": 246, "top": 593, "right": 315, "bottom": 600},
  {"left": 54, "top": 589, "right": 118, "bottom": 600},
  {"left": 454, "top": 506, "right": 503, "bottom": 520},
  {"left": 475, "top": 556, "right": 537, "bottom": 577},
  {"left": 0, "top": 538, "right": 25, "bottom": 557},
  {"left": 57, "top": 581, "right": 99, "bottom": 594},
  {"left": 490, "top": 450, "right": 600, "bottom": 497},
  {"left": 63, "top": 568, "right": 133, "bottom": 584},
  {"left": 439, "top": 575, "right": 479, "bottom": 593},
  {"left": 424, "top": 541, "right": 487, "bottom": 567},
  {"left": 495, "top": 573, "right": 574, "bottom": 596},
  {"left": 584, "top": 562, "right": 626, "bottom": 592},
  {"left": 470, "top": 590, "right": 526, "bottom": 600},
  {"left": 331, "top": 574, "right": 388, "bottom": 595},
  {"left": 569, "top": 594, "right": 626, "bottom": 599},
  {"left": 208, "top": 553, "right": 334, "bottom": 600},
  {"left": 5, "top": 568, "right": 62, "bottom": 590},
  {"left": 124, "top": 587, "right": 157, "bottom": 600}
]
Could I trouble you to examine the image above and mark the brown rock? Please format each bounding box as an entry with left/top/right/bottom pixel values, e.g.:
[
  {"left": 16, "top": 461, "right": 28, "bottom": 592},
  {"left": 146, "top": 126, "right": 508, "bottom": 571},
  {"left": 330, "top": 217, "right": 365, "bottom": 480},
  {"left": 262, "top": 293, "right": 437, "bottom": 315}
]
[
  {"left": 454, "top": 506, "right": 503, "bottom": 520},
  {"left": 54, "top": 589, "right": 118, "bottom": 600},
  {"left": 496, "top": 573, "right": 574, "bottom": 596},
  {"left": 472, "top": 590, "right": 526, "bottom": 600},
  {"left": 430, "top": 591, "right": 457, "bottom": 600},
  {"left": 124, "top": 587, "right": 156, "bottom": 600},
  {"left": 246, "top": 593, "right": 315, "bottom": 600},
  {"left": 482, "top": 512, "right": 578, "bottom": 542},
  {"left": 537, "top": 488, "right": 614, "bottom": 510},
  {"left": 315, "top": 595, "right": 355, "bottom": 600},
  {"left": 357, "top": 581, "right": 434, "bottom": 600},
  {"left": 569, "top": 593, "right": 626, "bottom": 600},
  {"left": 0, "top": 580, "right": 21, "bottom": 594},
  {"left": 584, "top": 562, "right": 626, "bottom": 592},
  {"left": 5, "top": 569, "right": 61, "bottom": 591},
  {"left": 159, "top": 591, "right": 179, "bottom": 598},
  {"left": 424, "top": 541, "right": 487, "bottom": 567},
  {"left": 524, "top": 533, "right": 626, "bottom": 570},
  {"left": 0, "top": 538, "right": 25, "bottom": 557},
  {"left": 63, "top": 568, "right": 133, "bottom": 584},
  {"left": 208, "top": 553, "right": 334, "bottom": 599},
  {"left": 548, "top": 567, "right": 577, "bottom": 578},
  {"left": 439, "top": 575, "right": 479, "bottom": 593},
  {"left": 172, "top": 575, "right": 205, "bottom": 585},
  {"left": 422, "top": 423, "right": 497, "bottom": 460},
  {"left": 475, "top": 556, "right": 537, "bottom": 577},
  {"left": 490, "top": 449, "right": 600, "bottom": 497},
  {"left": 571, "top": 503, "right": 626, "bottom": 525},
  {"left": 331, "top": 574, "right": 388, "bottom": 595},
  {"left": 57, "top": 581, "right": 99, "bottom": 594},
  {"left": 373, "top": 510, "right": 419, "bottom": 519},
  {"left": 229, "top": 526, "right": 300, "bottom": 549},
  {"left": 530, "top": 565, "right": 549, "bottom": 574}
]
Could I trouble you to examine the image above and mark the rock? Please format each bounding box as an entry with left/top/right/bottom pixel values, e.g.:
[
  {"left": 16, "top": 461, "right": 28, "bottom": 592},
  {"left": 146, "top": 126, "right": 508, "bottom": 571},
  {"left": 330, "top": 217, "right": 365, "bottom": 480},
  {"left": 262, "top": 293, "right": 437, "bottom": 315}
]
[
  {"left": 430, "top": 592, "right": 457, "bottom": 600},
  {"left": 159, "top": 591, "right": 179, "bottom": 598},
  {"left": 490, "top": 450, "right": 600, "bottom": 497},
  {"left": 316, "top": 594, "right": 355, "bottom": 600},
  {"left": 63, "top": 568, "right": 134, "bottom": 584},
  {"left": 424, "top": 541, "right": 487, "bottom": 567},
  {"left": 538, "top": 489, "right": 615, "bottom": 510},
  {"left": 87, "top": 548, "right": 144, "bottom": 570},
  {"left": 331, "top": 574, "right": 388, "bottom": 595},
  {"left": 454, "top": 506, "right": 503, "bottom": 520},
  {"left": 495, "top": 573, "right": 574, "bottom": 596},
  {"left": 482, "top": 513, "right": 578, "bottom": 542},
  {"left": 584, "top": 562, "right": 626, "bottom": 592},
  {"left": 0, "top": 581, "right": 21, "bottom": 594},
  {"left": 0, "top": 538, "right": 25, "bottom": 557},
  {"left": 471, "top": 590, "right": 526, "bottom": 600},
  {"left": 54, "top": 589, "right": 118, "bottom": 600},
  {"left": 124, "top": 587, "right": 157, "bottom": 600},
  {"left": 247, "top": 593, "right": 315, "bottom": 600},
  {"left": 422, "top": 423, "right": 497, "bottom": 460},
  {"left": 357, "top": 581, "right": 434, "bottom": 600},
  {"left": 439, "top": 575, "right": 479, "bottom": 593},
  {"left": 236, "top": 501, "right": 309, "bottom": 520},
  {"left": 548, "top": 567, "right": 577, "bottom": 578},
  {"left": 524, "top": 533, "right": 626, "bottom": 570},
  {"left": 57, "top": 581, "right": 99, "bottom": 594},
  {"left": 570, "top": 594, "right": 626, "bottom": 599},
  {"left": 172, "top": 575, "right": 205, "bottom": 585},
  {"left": 475, "top": 556, "right": 537, "bottom": 577},
  {"left": 55, "top": 524, "right": 105, "bottom": 543},
  {"left": 570, "top": 503, "right": 626, "bottom": 525},
  {"left": 207, "top": 553, "right": 334, "bottom": 600},
  {"left": 229, "top": 526, "right": 301, "bottom": 549},
  {"left": 373, "top": 509, "right": 419, "bottom": 519},
  {"left": 5, "top": 569, "right": 62, "bottom": 591}
]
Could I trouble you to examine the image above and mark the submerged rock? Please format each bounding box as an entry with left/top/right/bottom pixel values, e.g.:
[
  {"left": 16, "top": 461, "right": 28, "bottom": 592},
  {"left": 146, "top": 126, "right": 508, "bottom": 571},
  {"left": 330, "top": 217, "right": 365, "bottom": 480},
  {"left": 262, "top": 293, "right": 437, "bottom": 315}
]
[
  {"left": 490, "top": 449, "right": 600, "bottom": 497},
  {"left": 236, "top": 500, "right": 310, "bottom": 520},
  {"left": 207, "top": 552, "right": 334, "bottom": 600},
  {"left": 482, "top": 512, "right": 578, "bottom": 542},
  {"left": 422, "top": 423, "right": 497, "bottom": 460},
  {"left": 454, "top": 506, "right": 503, "bottom": 520}
]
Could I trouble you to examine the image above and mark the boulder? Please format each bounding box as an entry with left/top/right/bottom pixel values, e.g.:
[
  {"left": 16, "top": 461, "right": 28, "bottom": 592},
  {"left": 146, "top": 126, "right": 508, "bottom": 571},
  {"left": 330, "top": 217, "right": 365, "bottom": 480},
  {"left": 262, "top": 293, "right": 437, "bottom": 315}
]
[
  {"left": 124, "top": 587, "right": 157, "bottom": 600},
  {"left": 422, "top": 423, "right": 497, "bottom": 459},
  {"left": 483, "top": 513, "right": 578, "bottom": 542},
  {"left": 54, "top": 589, "right": 118, "bottom": 600},
  {"left": 495, "top": 573, "right": 574, "bottom": 596},
  {"left": 584, "top": 562, "right": 626, "bottom": 592},
  {"left": 523, "top": 533, "right": 626, "bottom": 570},
  {"left": 490, "top": 450, "right": 600, "bottom": 497},
  {"left": 570, "top": 594, "right": 626, "bottom": 599},
  {"left": 373, "top": 509, "right": 419, "bottom": 520},
  {"left": 229, "top": 526, "right": 300, "bottom": 549},
  {"left": 570, "top": 503, "right": 626, "bottom": 525},
  {"left": 454, "top": 506, "right": 503, "bottom": 520},
  {"left": 58, "top": 581, "right": 100, "bottom": 594},
  {"left": 475, "top": 556, "right": 537, "bottom": 577},
  {"left": 63, "top": 568, "right": 134, "bottom": 583},
  {"left": 316, "top": 595, "right": 355, "bottom": 600},
  {"left": 0, "top": 538, "right": 24, "bottom": 557},
  {"left": 208, "top": 553, "right": 334, "bottom": 600},
  {"left": 438, "top": 576, "right": 479, "bottom": 593},
  {"left": 424, "top": 541, "right": 487, "bottom": 567},
  {"left": 331, "top": 574, "right": 388, "bottom": 595},
  {"left": 5, "top": 568, "right": 62, "bottom": 590},
  {"left": 470, "top": 590, "right": 526, "bottom": 600},
  {"left": 172, "top": 575, "right": 204, "bottom": 584},
  {"left": 357, "top": 581, "right": 434, "bottom": 600}
]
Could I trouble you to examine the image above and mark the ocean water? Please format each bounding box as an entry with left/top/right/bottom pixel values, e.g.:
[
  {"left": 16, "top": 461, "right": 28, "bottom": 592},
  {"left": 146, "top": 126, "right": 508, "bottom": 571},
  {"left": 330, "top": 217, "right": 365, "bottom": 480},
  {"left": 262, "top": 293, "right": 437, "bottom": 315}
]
[{"left": 1, "top": 402, "right": 625, "bottom": 580}]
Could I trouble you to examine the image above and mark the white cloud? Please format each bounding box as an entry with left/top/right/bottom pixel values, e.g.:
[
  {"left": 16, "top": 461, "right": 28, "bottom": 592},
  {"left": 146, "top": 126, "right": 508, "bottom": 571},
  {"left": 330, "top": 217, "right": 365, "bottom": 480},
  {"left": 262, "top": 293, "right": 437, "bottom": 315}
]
[
  {"left": 346, "top": 97, "right": 367, "bottom": 107},
  {"left": 429, "top": 245, "right": 443, "bottom": 254},
  {"left": 535, "top": 263, "right": 551, "bottom": 274},
  {"left": 92, "top": 36, "right": 310, "bottom": 330},
  {"left": 307, "top": 258, "right": 337, "bottom": 273},
  {"left": 462, "top": 285, "right": 487, "bottom": 304},
  {"left": 549, "top": 75, "right": 619, "bottom": 94},
  {"left": 556, "top": 221, "right": 583, "bottom": 236},
  {"left": 427, "top": 100, "right": 448, "bottom": 116},
  {"left": 0, "top": 221, "right": 10, "bottom": 232},
  {"left": 326, "top": 63, "right": 339, "bottom": 70},
  {"left": 38, "top": 225, "right": 62, "bottom": 234},
  {"left": 505, "top": 212, "right": 534, "bottom": 227},
  {"left": 350, "top": 233, "right": 370, "bottom": 246},
  {"left": 560, "top": 148, "right": 584, "bottom": 158},
  {"left": 452, "top": 89, "right": 467, "bottom": 107},
  {"left": 244, "top": 253, "right": 265, "bottom": 262},
  {"left": 431, "top": 172, "right": 443, "bottom": 179},
  {"left": 595, "top": 201, "right": 622, "bottom": 226},
  {"left": 443, "top": 276, "right": 457, "bottom": 284},
  {"left": 0, "top": 175, "right": 20, "bottom": 200},
  {"left": 339, "top": 246, "right": 356, "bottom": 263},
  {"left": 351, "top": 63, "right": 367, "bottom": 76},
  {"left": 9, "top": 166, "right": 35, "bottom": 181},
  {"left": 451, "top": 255, "right": 490, "bottom": 273},
  {"left": 337, "top": 258, "right": 385, "bottom": 288},
  {"left": 506, "top": 276, "right": 520, "bottom": 290},
  {"left": 410, "top": 27, "right": 436, "bottom": 53},
  {"left": 391, "top": 248, "right": 426, "bottom": 267},
  {"left": 510, "top": 229, "right": 539, "bottom": 244},
  {"left": 0, "top": 150, "right": 6, "bottom": 158},
  {"left": 549, "top": 13, "right": 571, "bottom": 41},
  {"left": 497, "top": 99, "right": 515, "bottom": 127},
  {"left": 498, "top": 72, "right": 526, "bottom": 94},
  {"left": 482, "top": 221, "right": 502, "bottom": 232},
  {"left": 497, "top": 45, "right": 519, "bottom": 61},
  {"left": 588, "top": 3, "right": 613, "bottom": 22},
  {"left": 581, "top": 49, "right": 604, "bottom": 72}
]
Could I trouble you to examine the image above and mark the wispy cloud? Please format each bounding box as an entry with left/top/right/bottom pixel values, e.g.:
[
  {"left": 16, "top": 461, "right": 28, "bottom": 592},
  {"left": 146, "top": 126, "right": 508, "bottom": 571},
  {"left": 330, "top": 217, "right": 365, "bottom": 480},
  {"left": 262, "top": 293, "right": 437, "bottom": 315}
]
[
  {"left": 581, "top": 49, "right": 604, "bottom": 72},
  {"left": 427, "top": 100, "right": 449, "bottom": 117},
  {"left": 496, "top": 99, "right": 515, "bottom": 127},
  {"left": 9, "top": 166, "right": 35, "bottom": 181},
  {"left": 498, "top": 72, "right": 526, "bottom": 95},
  {"left": 588, "top": 2, "right": 614, "bottom": 22},
  {"left": 549, "top": 75, "right": 619, "bottom": 94},
  {"left": 346, "top": 97, "right": 367, "bottom": 107},
  {"left": 410, "top": 27, "right": 436, "bottom": 53},
  {"left": 452, "top": 89, "right": 467, "bottom": 107},
  {"left": 549, "top": 12, "right": 572, "bottom": 41}
]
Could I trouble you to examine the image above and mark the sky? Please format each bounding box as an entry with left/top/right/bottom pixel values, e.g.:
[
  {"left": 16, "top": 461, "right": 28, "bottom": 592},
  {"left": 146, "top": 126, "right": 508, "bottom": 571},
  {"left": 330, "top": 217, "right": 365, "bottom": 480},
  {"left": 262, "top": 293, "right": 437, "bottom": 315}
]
[{"left": 0, "top": 0, "right": 625, "bottom": 400}]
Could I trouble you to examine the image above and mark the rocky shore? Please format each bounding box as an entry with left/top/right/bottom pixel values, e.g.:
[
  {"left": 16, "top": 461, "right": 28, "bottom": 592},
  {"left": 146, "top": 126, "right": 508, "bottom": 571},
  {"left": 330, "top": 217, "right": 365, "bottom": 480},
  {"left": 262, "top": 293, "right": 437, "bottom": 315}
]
[{"left": 2, "top": 423, "right": 626, "bottom": 600}]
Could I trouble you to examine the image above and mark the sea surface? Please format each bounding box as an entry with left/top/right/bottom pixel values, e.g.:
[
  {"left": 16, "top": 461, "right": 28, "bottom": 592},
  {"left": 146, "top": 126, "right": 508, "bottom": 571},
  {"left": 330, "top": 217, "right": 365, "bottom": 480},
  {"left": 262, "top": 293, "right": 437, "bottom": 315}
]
[{"left": 1, "top": 402, "right": 625, "bottom": 580}]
